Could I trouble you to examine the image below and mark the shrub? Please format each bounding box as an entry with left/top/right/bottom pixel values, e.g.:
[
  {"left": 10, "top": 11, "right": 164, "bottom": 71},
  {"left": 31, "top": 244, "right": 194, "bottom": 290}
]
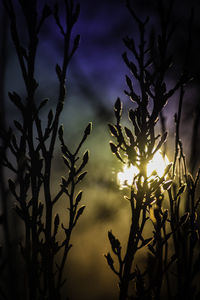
[
  {"left": 106, "top": 1, "right": 200, "bottom": 299},
  {"left": 0, "top": 1, "right": 91, "bottom": 299}
]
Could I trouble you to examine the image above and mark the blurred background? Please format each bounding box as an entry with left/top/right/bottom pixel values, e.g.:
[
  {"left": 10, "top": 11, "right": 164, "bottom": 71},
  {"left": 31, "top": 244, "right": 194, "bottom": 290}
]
[{"left": 1, "top": 0, "right": 200, "bottom": 299}]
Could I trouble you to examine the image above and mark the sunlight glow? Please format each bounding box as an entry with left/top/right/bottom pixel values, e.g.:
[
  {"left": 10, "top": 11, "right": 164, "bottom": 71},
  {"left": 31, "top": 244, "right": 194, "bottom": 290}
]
[{"left": 117, "top": 151, "right": 169, "bottom": 188}]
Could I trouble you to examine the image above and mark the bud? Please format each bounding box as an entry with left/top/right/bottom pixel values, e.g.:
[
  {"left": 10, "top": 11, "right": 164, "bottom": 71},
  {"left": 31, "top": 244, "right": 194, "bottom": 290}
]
[
  {"left": 104, "top": 253, "right": 114, "bottom": 268},
  {"left": 114, "top": 98, "right": 122, "bottom": 119},
  {"left": 109, "top": 142, "right": 118, "bottom": 154},
  {"left": 84, "top": 122, "right": 92, "bottom": 136}
]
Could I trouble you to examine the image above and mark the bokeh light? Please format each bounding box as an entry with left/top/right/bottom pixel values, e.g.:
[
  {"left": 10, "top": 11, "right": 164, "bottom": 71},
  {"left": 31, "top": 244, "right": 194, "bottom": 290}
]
[{"left": 117, "top": 151, "right": 169, "bottom": 188}]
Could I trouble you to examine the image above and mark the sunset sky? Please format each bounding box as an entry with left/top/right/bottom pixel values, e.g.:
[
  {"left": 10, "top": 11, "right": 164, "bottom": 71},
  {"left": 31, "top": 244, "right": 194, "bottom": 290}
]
[{"left": 2, "top": 0, "right": 200, "bottom": 299}]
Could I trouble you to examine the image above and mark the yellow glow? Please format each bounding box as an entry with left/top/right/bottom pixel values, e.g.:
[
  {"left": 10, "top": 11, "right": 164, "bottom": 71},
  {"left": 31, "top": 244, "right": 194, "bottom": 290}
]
[{"left": 117, "top": 151, "right": 169, "bottom": 188}]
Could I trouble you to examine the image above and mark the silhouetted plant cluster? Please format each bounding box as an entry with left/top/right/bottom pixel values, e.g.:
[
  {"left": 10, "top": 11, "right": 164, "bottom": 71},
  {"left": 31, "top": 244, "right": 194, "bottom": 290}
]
[
  {"left": 0, "top": 0, "right": 200, "bottom": 300},
  {"left": 106, "top": 1, "right": 200, "bottom": 299},
  {"left": 0, "top": 1, "right": 91, "bottom": 299}
]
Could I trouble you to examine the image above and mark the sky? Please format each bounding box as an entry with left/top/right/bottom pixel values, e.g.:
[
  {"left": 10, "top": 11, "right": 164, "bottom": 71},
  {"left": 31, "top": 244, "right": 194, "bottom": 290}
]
[
  {"left": 29, "top": 0, "right": 200, "bottom": 160},
  {"left": 1, "top": 0, "right": 200, "bottom": 299}
]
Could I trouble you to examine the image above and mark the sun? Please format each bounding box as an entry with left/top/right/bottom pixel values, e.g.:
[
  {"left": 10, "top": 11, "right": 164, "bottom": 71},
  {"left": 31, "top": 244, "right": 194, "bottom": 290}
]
[{"left": 117, "top": 151, "right": 169, "bottom": 188}]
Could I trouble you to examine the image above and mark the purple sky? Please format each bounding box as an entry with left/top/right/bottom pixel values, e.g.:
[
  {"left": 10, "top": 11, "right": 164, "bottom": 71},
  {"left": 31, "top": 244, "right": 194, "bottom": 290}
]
[{"left": 3, "top": 1, "right": 200, "bottom": 156}]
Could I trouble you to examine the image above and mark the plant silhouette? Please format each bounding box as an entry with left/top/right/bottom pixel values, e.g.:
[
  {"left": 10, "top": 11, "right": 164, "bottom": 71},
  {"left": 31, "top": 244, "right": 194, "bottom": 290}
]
[
  {"left": 0, "top": 0, "right": 91, "bottom": 299},
  {"left": 106, "top": 1, "right": 200, "bottom": 299},
  {"left": 0, "top": 0, "right": 200, "bottom": 300}
]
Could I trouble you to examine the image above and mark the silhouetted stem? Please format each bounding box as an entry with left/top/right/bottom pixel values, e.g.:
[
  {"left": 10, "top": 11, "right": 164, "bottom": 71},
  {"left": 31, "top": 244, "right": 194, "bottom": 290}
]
[
  {"left": 119, "top": 188, "right": 144, "bottom": 299},
  {"left": 173, "top": 85, "right": 185, "bottom": 177}
]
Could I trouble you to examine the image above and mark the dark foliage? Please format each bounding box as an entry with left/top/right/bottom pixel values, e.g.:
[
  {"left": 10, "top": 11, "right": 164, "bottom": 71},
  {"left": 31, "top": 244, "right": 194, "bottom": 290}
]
[
  {"left": 106, "top": 1, "right": 200, "bottom": 299},
  {"left": 0, "top": 1, "right": 91, "bottom": 299}
]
